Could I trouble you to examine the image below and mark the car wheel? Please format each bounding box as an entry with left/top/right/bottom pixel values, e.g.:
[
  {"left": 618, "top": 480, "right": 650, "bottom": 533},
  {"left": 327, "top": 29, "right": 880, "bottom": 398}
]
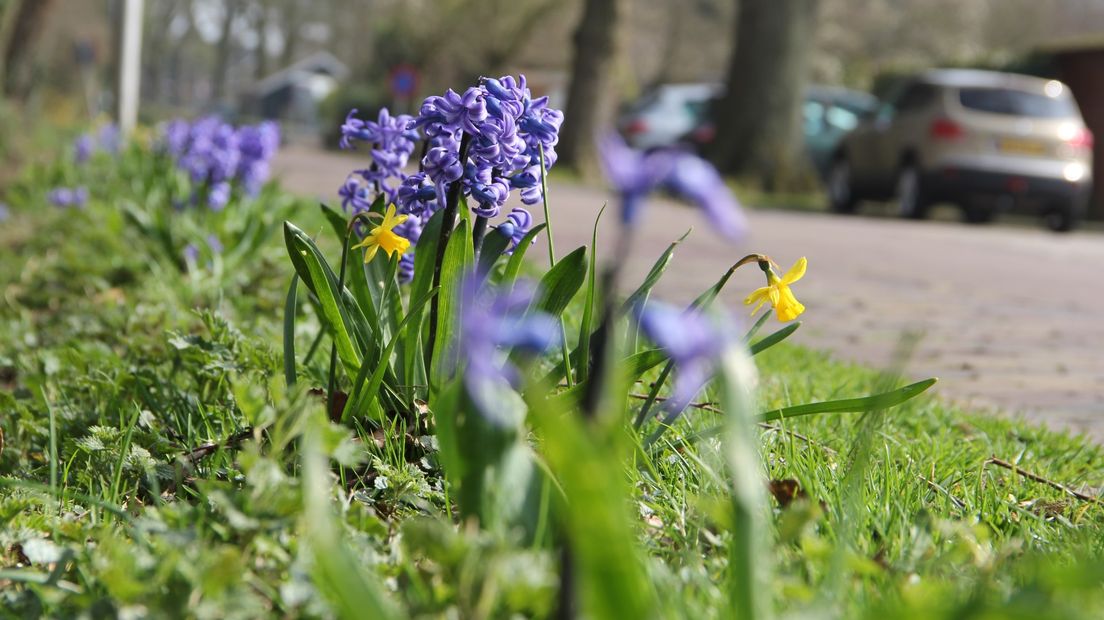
[
  {"left": 1043, "top": 203, "right": 1078, "bottom": 233},
  {"left": 828, "top": 158, "right": 857, "bottom": 214},
  {"left": 894, "top": 164, "right": 929, "bottom": 220}
]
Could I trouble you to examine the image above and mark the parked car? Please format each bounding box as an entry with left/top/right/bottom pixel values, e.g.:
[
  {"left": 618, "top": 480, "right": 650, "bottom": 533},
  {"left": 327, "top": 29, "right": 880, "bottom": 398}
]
[
  {"left": 827, "top": 69, "right": 1093, "bottom": 231},
  {"left": 671, "top": 85, "right": 877, "bottom": 176},
  {"left": 618, "top": 83, "right": 721, "bottom": 150},
  {"left": 802, "top": 86, "right": 879, "bottom": 176}
]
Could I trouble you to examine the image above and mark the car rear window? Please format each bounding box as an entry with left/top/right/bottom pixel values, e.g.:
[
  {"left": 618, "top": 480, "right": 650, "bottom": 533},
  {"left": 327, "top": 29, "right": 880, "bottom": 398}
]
[{"left": 958, "top": 87, "right": 1076, "bottom": 118}]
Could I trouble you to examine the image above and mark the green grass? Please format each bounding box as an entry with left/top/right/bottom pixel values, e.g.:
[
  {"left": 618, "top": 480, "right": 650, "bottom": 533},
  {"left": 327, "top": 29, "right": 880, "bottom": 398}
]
[{"left": 2, "top": 180, "right": 1103, "bottom": 618}]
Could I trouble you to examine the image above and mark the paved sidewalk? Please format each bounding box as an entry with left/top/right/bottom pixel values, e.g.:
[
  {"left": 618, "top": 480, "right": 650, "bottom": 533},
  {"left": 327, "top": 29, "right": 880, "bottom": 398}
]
[{"left": 275, "top": 144, "right": 1104, "bottom": 440}]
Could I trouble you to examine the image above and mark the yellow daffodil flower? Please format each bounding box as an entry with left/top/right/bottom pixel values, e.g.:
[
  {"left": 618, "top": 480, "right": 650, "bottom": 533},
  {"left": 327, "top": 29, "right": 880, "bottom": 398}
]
[
  {"left": 744, "top": 257, "right": 806, "bottom": 322},
  {"left": 352, "top": 205, "right": 410, "bottom": 263}
]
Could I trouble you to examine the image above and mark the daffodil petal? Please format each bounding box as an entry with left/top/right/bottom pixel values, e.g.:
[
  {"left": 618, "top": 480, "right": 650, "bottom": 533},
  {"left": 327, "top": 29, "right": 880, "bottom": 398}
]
[
  {"left": 781, "top": 257, "right": 806, "bottom": 285},
  {"left": 744, "top": 286, "right": 771, "bottom": 306},
  {"left": 750, "top": 297, "right": 769, "bottom": 316}
]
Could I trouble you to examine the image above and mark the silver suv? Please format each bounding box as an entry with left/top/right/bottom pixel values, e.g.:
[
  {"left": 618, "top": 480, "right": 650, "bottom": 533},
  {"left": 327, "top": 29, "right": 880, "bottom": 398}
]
[{"left": 828, "top": 69, "right": 1093, "bottom": 231}]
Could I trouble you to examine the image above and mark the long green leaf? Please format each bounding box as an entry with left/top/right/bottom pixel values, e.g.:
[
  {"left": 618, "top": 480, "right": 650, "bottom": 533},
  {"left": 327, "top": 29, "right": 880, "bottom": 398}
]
[
  {"left": 345, "top": 286, "right": 439, "bottom": 421},
  {"left": 526, "top": 387, "right": 657, "bottom": 619},
  {"left": 575, "top": 206, "right": 605, "bottom": 384},
  {"left": 758, "top": 378, "right": 937, "bottom": 422},
  {"left": 620, "top": 228, "right": 691, "bottom": 313},
  {"left": 476, "top": 224, "right": 513, "bottom": 277},
  {"left": 430, "top": 220, "right": 474, "bottom": 391},
  {"left": 676, "top": 378, "right": 939, "bottom": 449},
  {"left": 748, "top": 322, "right": 801, "bottom": 356},
  {"left": 533, "top": 245, "right": 587, "bottom": 316},
  {"left": 283, "top": 222, "right": 366, "bottom": 377},
  {"left": 283, "top": 274, "right": 299, "bottom": 387},
  {"left": 499, "top": 223, "right": 548, "bottom": 288},
  {"left": 404, "top": 208, "right": 447, "bottom": 395}
]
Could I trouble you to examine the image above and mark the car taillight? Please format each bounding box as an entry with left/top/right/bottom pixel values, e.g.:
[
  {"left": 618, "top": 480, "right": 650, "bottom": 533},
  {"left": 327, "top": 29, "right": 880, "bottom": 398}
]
[
  {"left": 1069, "top": 127, "right": 1094, "bottom": 149},
  {"left": 929, "top": 118, "right": 964, "bottom": 140},
  {"left": 692, "top": 124, "right": 716, "bottom": 144},
  {"left": 624, "top": 118, "right": 648, "bottom": 135}
]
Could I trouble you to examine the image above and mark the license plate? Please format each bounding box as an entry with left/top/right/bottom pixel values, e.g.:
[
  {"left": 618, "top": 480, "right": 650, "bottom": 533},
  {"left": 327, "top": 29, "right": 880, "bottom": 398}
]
[{"left": 998, "top": 138, "right": 1047, "bottom": 156}]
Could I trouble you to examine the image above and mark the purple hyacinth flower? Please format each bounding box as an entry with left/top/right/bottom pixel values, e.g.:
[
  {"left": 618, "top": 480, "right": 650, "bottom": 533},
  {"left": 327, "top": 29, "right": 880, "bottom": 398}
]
[
  {"left": 206, "top": 234, "right": 224, "bottom": 254},
  {"left": 598, "top": 133, "right": 745, "bottom": 241},
  {"left": 635, "top": 301, "right": 734, "bottom": 423},
  {"left": 459, "top": 273, "right": 560, "bottom": 427},
  {"left": 97, "top": 124, "right": 121, "bottom": 154},
  {"left": 423, "top": 146, "right": 464, "bottom": 185},
  {"left": 207, "top": 181, "right": 231, "bottom": 211},
  {"left": 468, "top": 176, "right": 510, "bottom": 218},
  {"left": 398, "top": 253, "right": 415, "bottom": 283},
  {"left": 0, "top": 202, "right": 9, "bottom": 222},
  {"left": 74, "top": 134, "right": 94, "bottom": 164},
  {"left": 396, "top": 172, "right": 439, "bottom": 216},
  {"left": 497, "top": 208, "right": 535, "bottom": 254},
  {"left": 340, "top": 109, "right": 375, "bottom": 149},
  {"left": 339, "top": 175, "right": 373, "bottom": 213},
  {"left": 184, "top": 243, "right": 200, "bottom": 264},
  {"left": 47, "top": 186, "right": 88, "bottom": 209}
]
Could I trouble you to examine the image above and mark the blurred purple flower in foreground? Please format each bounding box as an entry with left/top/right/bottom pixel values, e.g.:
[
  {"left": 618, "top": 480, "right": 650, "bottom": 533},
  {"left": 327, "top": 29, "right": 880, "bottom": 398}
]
[
  {"left": 635, "top": 301, "right": 735, "bottom": 423},
  {"left": 598, "top": 133, "right": 745, "bottom": 240},
  {"left": 460, "top": 274, "right": 560, "bottom": 426}
]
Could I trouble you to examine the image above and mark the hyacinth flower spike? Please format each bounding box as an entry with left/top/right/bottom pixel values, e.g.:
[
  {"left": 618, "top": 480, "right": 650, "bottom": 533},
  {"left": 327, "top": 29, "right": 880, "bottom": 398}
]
[
  {"left": 351, "top": 204, "right": 412, "bottom": 264},
  {"left": 744, "top": 256, "right": 807, "bottom": 322}
]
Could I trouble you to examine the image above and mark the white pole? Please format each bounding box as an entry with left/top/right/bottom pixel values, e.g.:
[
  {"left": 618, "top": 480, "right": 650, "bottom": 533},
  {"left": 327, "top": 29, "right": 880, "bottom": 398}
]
[{"left": 118, "top": 0, "right": 144, "bottom": 137}]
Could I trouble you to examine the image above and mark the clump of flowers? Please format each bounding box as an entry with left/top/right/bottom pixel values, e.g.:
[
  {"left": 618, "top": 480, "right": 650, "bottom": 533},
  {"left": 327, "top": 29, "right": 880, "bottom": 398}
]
[
  {"left": 73, "top": 123, "right": 121, "bottom": 164},
  {"left": 338, "top": 74, "right": 563, "bottom": 281},
  {"left": 161, "top": 117, "right": 280, "bottom": 210},
  {"left": 47, "top": 186, "right": 89, "bottom": 209}
]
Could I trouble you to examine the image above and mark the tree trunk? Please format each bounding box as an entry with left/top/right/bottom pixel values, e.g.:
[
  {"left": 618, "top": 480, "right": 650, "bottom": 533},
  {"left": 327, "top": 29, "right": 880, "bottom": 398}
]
[
  {"left": 211, "top": 0, "right": 240, "bottom": 104},
  {"left": 254, "top": 0, "right": 270, "bottom": 79},
  {"left": 2, "top": 0, "right": 57, "bottom": 100},
  {"left": 707, "top": 0, "right": 819, "bottom": 185},
  {"left": 556, "top": 0, "right": 623, "bottom": 175},
  {"left": 278, "top": 0, "right": 300, "bottom": 68}
]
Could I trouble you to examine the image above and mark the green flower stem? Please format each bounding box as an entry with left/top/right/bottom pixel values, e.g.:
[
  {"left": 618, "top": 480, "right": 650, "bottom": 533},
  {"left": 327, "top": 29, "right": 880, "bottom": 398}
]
[
  {"left": 471, "top": 214, "right": 489, "bottom": 255},
  {"left": 539, "top": 145, "right": 575, "bottom": 388}
]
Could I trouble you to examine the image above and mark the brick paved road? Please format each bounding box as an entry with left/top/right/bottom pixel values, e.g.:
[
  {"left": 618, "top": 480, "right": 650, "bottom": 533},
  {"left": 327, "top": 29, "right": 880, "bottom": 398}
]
[{"left": 275, "top": 145, "right": 1104, "bottom": 440}]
